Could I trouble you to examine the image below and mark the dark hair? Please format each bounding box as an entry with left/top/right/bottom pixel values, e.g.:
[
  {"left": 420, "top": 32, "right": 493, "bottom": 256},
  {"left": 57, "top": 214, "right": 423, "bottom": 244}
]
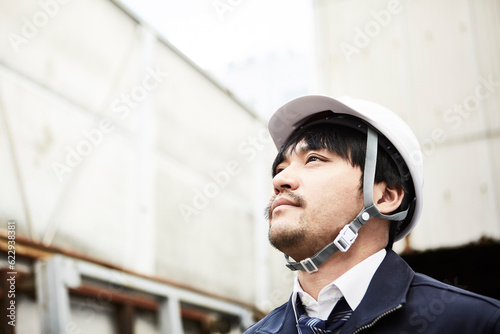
[{"left": 271, "top": 123, "right": 407, "bottom": 249}]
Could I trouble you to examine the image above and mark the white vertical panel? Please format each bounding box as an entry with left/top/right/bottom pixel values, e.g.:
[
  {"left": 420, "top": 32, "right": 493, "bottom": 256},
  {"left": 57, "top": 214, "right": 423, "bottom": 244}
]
[
  {"left": 159, "top": 297, "right": 184, "bottom": 334},
  {"left": 313, "top": 0, "right": 500, "bottom": 250},
  {"left": 122, "top": 25, "right": 158, "bottom": 274},
  {"left": 35, "top": 256, "right": 81, "bottom": 334},
  {"left": 415, "top": 140, "right": 500, "bottom": 248}
]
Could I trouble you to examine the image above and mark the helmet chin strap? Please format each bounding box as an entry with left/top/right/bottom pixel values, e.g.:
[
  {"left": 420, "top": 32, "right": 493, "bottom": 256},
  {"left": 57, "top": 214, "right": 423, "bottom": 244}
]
[{"left": 284, "top": 127, "right": 409, "bottom": 274}]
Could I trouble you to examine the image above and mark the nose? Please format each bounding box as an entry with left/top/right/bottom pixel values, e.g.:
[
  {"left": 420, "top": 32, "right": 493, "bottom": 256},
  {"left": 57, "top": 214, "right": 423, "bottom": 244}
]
[{"left": 272, "top": 165, "right": 299, "bottom": 195}]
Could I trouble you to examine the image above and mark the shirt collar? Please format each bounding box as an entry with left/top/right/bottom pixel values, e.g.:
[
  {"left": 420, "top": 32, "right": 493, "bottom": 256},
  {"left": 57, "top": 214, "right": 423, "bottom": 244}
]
[
  {"left": 292, "top": 249, "right": 386, "bottom": 319},
  {"left": 335, "top": 249, "right": 386, "bottom": 310}
]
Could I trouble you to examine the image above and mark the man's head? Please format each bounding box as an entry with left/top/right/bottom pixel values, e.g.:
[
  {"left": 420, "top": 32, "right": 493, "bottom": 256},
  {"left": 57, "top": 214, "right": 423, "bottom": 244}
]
[{"left": 265, "top": 95, "right": 424, "bottom": 272}]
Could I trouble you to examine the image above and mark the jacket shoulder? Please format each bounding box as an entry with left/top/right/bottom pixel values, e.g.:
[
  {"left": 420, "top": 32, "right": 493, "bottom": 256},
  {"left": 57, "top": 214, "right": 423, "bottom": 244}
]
[
  {"left": 411, "top": 272, "right": 500, "bottom": 308},
  {"left": 244, "top": 302, "right": 292, "bottom": 334},
  {"left": 407, "top": 272, "right": 500, "bottom": 332}
]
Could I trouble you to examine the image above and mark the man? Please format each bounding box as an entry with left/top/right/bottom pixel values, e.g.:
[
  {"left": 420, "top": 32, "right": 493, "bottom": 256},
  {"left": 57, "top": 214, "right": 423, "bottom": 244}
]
[{"left": 245, "top": 95, "right": 500, "bottom": 333}]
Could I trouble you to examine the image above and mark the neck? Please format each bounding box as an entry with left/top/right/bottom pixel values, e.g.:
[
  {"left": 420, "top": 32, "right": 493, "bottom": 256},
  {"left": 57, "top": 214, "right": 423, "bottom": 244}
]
[{"left": 296, "top": 224, "right": 388, "bottom": 300}]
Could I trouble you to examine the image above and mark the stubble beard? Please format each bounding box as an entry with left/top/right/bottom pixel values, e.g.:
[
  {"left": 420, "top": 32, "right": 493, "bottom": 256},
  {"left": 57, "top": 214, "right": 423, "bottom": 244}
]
[
  {"left": 266, "top": 191, "right": 307, "bottom": 256},
  {"left": 268, "top": 217, "right": 343, "bottom": 261},
  {"left": 268, "top": 214, "right": 306, "bottom": 254},
  {"left": 266, "top": 193, "right": 344, "bottom": 260}
]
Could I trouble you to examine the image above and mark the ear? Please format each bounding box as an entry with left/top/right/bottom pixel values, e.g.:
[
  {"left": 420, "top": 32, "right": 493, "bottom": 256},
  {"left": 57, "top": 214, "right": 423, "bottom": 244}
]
[{"left": 373, "top": 183, "right": 405, "bottom": 214}]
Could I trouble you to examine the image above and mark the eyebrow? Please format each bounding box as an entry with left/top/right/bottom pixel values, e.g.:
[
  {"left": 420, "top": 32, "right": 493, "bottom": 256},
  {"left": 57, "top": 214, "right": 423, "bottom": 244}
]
[
  {"left": 273, "top": 143, "right": 316, "bottom": 176},
  {"left": 295, "top": 143, "right": 312, "bottom": 154},
  {"left": 282, "top": 143, "right": 310, "bottom": 161}
]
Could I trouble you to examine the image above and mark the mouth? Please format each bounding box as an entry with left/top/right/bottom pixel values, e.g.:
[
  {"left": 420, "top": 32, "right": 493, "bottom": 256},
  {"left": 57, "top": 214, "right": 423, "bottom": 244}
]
[
  {"left": 270, "top": 197, "right": 300, "bottom": 215},
  {"left": 265, "top": 191, "right": 305, "bottom": 221}
]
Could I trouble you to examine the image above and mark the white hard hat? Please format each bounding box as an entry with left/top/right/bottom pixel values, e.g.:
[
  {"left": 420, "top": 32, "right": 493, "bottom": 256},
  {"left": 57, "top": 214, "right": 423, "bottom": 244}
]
[{"left": 269, "top": 95, "right": 424, "bottom": 243}]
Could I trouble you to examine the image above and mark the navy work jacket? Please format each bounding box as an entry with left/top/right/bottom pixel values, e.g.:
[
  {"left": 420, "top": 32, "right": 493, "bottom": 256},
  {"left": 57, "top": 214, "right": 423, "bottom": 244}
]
[{"left": 245, "top": 250, "right": 500, "bottom": 333}]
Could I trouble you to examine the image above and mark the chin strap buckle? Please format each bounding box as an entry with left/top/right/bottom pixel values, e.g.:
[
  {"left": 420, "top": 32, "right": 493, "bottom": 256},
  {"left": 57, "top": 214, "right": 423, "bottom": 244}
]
[
  {"left": 299, "top": 258, "right": 319, "bottom": 274},
  {"left": 334, "top": 225, "right": 358, "bottom": 252}
]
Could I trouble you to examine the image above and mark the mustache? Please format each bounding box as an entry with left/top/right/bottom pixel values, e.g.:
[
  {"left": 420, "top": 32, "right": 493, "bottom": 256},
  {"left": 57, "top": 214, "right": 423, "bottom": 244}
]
[{"left": 264, "top": 190, "right": 306, "bottom": 221}]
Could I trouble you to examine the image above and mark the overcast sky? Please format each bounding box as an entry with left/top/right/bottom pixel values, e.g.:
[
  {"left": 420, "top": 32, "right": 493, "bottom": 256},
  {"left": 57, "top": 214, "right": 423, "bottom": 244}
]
[{"left": 120, "top": 0, "right": 313, "bottom": 70}]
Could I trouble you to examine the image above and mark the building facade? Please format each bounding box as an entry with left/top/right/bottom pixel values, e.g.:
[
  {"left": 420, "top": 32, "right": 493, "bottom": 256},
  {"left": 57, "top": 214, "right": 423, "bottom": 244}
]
[{"left": 0, "top": 0, "right": 293, "bottom": 333}]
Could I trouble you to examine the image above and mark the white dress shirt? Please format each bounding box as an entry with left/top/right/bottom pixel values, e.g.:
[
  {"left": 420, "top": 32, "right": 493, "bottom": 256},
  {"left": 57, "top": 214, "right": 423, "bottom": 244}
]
[{"left": 292, "top": 249, "right": 386, "bottom": 320}]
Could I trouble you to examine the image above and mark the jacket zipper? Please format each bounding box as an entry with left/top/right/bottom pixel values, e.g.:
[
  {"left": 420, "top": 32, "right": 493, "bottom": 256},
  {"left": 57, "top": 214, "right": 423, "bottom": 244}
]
[{"left": 351, "top": 304, "right": 403, "bottom": 334}]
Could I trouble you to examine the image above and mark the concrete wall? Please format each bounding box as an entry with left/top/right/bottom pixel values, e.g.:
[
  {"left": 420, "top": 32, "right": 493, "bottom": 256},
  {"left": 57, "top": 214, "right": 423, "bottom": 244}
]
[
  {"left": 313, "top": 0, "right": 500, "bottom": 250},
  {"left": 0, "top": 0, "right": 292, "bottom": 310}
]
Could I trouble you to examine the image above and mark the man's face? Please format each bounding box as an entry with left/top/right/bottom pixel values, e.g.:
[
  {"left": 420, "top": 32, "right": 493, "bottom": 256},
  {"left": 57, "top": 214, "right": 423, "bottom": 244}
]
[{"left": 267, "top": 140, "right": 364, "bottom": 261}]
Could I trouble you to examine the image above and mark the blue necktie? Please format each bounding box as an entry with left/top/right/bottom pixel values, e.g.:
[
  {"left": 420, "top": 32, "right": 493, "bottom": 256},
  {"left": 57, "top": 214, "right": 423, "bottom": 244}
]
[{"left": 296, "top": 297, "right": 353, "bottom": 334}]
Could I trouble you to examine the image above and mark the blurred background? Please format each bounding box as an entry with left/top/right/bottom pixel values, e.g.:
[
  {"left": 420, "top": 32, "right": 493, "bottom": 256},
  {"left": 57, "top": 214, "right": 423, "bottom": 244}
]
[{"left": 0, "top": 0, "right": 499, "bottom": 333}]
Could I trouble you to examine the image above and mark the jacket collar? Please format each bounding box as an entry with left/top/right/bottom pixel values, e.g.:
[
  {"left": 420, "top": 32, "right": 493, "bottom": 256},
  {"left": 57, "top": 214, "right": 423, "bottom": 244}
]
[
  {"left": 340, "top": 249, "right": 414, "bottom": 333},
  {"left": 252, "top": 250, "right": 414, "bottom": 333}
]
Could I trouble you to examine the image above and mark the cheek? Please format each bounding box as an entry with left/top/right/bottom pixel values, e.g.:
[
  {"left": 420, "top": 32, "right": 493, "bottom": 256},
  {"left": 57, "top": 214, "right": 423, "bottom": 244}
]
[{"left": 314, "top": 174, "right": 363, "bottom": 216}]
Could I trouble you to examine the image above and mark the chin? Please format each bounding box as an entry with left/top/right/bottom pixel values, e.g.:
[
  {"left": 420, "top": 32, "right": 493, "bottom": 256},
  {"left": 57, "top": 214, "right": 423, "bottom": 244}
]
[{"left": 268, "top": 225, "right": 304, "bottom": 253}]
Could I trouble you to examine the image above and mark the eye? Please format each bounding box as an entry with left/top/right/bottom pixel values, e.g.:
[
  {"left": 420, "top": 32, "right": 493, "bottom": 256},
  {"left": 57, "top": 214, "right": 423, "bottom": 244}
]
[
  {"left": 273, "top": 166, "right": 285, "bottom": 176},
  {"left": 306, "top": 155, "right": 323, "bottom": 164}
]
